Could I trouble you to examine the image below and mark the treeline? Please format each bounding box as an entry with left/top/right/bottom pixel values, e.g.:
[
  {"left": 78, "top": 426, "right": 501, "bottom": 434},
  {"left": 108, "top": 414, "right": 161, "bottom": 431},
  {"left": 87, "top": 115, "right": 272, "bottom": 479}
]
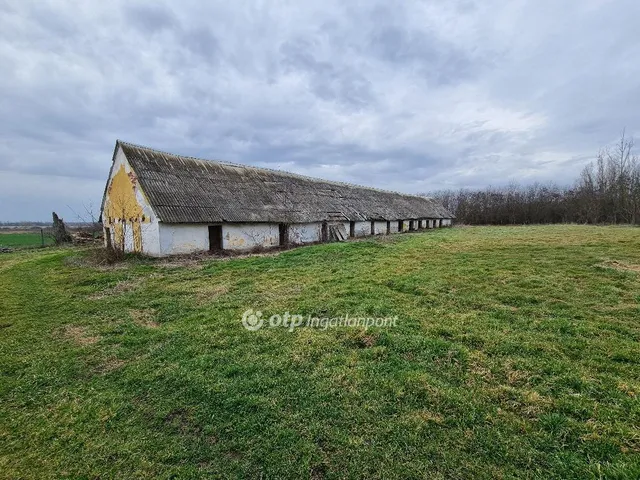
[{"left": 429, "top": 132, "right": 640, "bottom": 225}]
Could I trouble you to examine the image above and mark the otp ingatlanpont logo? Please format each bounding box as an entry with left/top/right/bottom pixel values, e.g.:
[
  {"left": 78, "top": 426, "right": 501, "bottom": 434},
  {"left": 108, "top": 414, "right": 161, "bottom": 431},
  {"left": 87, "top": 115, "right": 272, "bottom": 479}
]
[{"left": 241, "top": 309, "right": 264, "bottom": 331}]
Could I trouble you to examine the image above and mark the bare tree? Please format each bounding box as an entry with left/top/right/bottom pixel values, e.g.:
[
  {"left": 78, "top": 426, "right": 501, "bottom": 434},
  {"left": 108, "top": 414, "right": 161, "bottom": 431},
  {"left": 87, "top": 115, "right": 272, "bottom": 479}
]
[{"left": 428, "top": 130, "right": 640, "bottom": 226}]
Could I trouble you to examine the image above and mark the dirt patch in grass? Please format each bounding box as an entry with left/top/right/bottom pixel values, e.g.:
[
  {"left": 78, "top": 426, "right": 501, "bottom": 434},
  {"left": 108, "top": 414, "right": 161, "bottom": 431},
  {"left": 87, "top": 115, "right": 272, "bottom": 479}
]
[
  {"left": 599, "top": 260, "right": 640, "bottom": 273},
  {"left": 342, "top": 329, "right": 379, "bottom": 348},
  {"left": 61, "top": 325, "right": 100, "bottom": 346},
  {"left": 129, "top": 309, "right": 159, "bottom": 328},
  {"left": 164, "top": 408, "right": 203, "bottom": 436}
]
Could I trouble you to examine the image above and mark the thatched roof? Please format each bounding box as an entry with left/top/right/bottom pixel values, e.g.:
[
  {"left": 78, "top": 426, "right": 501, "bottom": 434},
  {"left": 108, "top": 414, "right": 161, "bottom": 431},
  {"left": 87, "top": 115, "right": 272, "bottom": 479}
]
[{"left": 114, "top": 141, "right": 453, "bottom": 224}]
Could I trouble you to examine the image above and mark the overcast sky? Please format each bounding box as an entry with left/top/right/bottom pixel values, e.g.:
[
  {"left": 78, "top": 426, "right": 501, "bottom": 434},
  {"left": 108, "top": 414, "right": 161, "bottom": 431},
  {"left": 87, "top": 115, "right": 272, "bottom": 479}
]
[{"left": 1, "top": 0, "right": 639, "bottom": 221}]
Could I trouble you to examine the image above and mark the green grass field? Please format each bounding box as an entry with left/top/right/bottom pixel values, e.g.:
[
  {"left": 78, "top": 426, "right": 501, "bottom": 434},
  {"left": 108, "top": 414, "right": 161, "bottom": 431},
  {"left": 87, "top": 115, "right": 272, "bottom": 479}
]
[
  {"left": 0, "top": 231, "right": 54, "bottom": 249},
  {"left": 1, "top": 225, "right": 639, "bottom": 478}
]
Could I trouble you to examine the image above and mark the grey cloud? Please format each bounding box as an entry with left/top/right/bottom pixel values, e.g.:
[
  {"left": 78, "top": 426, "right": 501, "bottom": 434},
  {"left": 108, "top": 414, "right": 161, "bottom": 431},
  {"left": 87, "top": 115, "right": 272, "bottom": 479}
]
[
  {"left": 369, "top": 26, "right": 476, "bottom": 86},
  {"left": 279, "top": 39, "right": 374, "bottom": 107},
  {"left": 125, "top": 3, "right": 178, "bottom": 34},
  {"left": 182, "top": 27, "right": 220, "bottom": 61},
  {"left": 125, "top": 4, "right": 220, "bottom": 64}
]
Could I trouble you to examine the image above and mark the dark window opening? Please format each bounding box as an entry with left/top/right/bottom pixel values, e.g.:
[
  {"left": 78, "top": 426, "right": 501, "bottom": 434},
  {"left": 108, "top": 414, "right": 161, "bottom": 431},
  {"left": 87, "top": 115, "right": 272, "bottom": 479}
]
[
  {"left": 349, "top": 221, "right": 355, "bottom": 237},
  {"left": 279, "top": 223, "right": 289, "bottom": 246},
  {"left": 208, "top": 225, "right": 223, "bottom": 251}
]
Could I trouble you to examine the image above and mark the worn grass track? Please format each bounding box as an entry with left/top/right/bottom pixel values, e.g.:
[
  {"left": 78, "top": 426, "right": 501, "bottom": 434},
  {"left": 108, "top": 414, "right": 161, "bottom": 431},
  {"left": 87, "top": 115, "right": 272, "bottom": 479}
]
[{"left": 0, "top": 225, "right": 639, "bottom": 479}]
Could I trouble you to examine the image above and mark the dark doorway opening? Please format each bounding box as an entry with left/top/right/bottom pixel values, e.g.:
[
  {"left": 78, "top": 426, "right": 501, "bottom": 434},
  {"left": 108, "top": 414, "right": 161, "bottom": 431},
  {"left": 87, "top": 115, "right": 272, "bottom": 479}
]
[
  {"left": 398, "top": 220, "right": 403, "bottom": 232},
  {"left": 279, "top": 223, "right": 289, "bottom": 246},
  {"left": 208, "top": 225, "right": 222, "bottom": 251},
  {"left": 386, "top": 221, "right": 391, "bottom": 234},
  {"left": 370, "top": 221, "right": 375, "bottom": 235},
  {"left": 349, "top": 221, "right": 355, "bottom": 237},
  {"left": 321, "top": 221, "right": 328, "bottom": 242}
]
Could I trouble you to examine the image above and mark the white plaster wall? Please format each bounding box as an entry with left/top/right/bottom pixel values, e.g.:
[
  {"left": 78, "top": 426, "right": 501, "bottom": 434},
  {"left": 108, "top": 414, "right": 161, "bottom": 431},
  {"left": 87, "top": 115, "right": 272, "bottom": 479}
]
[
  {"left": 102, "top": 146, "right": 161, "bottom": 255},
  {"left": 139, "top": 219, "right": 160, "bottom": 255},
  {"left": 159, "top": 223, "right": 209, "bottom": 255},
  {"left": 442, "top": 218, "right": 452, "bottom": 227},
  {"left": 223, "top": 223, "right": 279, "bottom": 250},
  {"left": 373, "top": 221, "right": 387, "bottom": 235},
  {"left": 354, "top": 221, "right": 370, "bottom": 237},
  {"left": 290, "top": 222, "right": 322, "bottom": 244},
  {"left": 388, "top": 221, "right": 400, "bottom": 234}
]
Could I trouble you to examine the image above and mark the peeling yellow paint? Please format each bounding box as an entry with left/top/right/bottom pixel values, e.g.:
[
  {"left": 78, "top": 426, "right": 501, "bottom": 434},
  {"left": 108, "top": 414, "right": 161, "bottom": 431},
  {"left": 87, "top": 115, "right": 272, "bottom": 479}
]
[
  {"left": 133, "top": 222, "right": 142, "bottom": 251},
  {"left": 104, "top": 165, "right": 149, "bottom": 252},
  {"left": 225, "top": 232, "right": 246, "bottom": 248}
]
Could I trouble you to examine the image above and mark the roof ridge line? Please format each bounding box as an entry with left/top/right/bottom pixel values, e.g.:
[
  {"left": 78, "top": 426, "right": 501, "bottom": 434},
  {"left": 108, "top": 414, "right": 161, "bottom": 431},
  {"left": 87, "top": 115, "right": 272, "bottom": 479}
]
[{"left": 116, "top": 139, "right": 434, "bottom": 201}]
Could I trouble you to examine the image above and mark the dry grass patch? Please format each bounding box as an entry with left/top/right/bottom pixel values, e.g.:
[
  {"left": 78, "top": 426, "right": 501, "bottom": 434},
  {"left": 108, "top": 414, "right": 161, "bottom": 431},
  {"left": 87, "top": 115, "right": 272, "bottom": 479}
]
[
  {"left": 89, "top": 278, "right": 142, "bottom": 299},
  {"left": 162, "top": 278, "right": 231, "bottom": 305},
  {"left": 129, "top": 308, "right": 159, "bottom": 328},
  {"left": 406, "top": 410, "right": 445, "bottom": 425},
  {"left": 60, "top": 325, "right": 100, "bottom": 346},
  {"left": 95, "top": 356, "right": 126, "bottom": 374},
  {"left": 194, "top": 284, "right": 230, "bottom": 305},
  {"left": 468, "top": 351, "right": 494, "bottom": 384},
  {"left": 599, "top": 259, "right": 640, "bottom": 273}
]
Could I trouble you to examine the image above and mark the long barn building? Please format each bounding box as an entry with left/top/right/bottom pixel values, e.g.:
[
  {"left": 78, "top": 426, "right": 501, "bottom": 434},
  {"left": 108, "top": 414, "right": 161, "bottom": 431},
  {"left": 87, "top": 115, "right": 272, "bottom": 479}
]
[{"left": 101, "top": 141, "right": 454, "bottom": 256}]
